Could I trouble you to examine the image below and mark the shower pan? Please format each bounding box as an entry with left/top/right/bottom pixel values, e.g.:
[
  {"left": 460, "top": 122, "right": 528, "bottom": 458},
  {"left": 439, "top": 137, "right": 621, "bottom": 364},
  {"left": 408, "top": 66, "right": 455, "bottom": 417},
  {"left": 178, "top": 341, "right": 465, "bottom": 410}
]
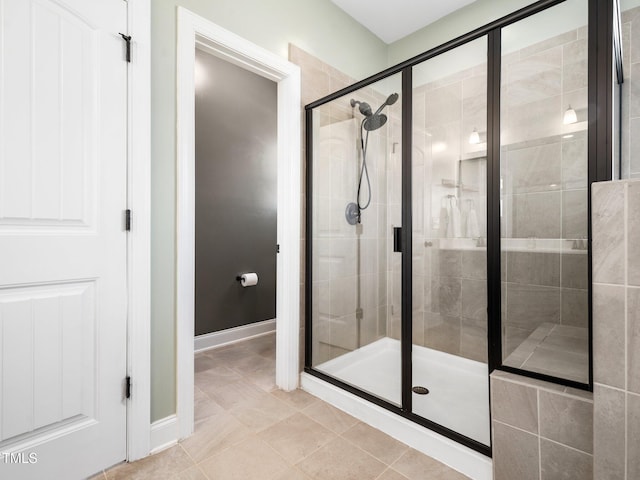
[{"left": 305, "top": 0, "right": 612, "bottom": 462}]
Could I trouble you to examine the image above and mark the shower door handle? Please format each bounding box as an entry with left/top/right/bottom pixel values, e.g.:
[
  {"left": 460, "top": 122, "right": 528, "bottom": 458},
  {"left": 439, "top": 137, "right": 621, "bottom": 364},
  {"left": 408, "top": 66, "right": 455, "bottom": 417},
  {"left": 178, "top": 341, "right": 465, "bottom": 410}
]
[{"left": 393, "top": 227, "right": 402, "bottom": 252}]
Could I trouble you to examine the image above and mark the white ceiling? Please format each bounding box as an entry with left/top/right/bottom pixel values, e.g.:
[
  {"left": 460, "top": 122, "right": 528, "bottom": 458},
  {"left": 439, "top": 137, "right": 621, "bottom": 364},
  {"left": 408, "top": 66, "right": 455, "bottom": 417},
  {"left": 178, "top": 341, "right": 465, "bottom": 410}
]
[{"left": 330, "top": 0, "right": 478, "bottom": 44}]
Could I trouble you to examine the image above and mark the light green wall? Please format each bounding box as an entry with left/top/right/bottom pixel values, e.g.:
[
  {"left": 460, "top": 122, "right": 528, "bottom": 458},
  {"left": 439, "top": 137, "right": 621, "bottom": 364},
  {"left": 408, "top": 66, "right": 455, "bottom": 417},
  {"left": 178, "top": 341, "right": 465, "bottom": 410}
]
[
  {"left": 387, "top": 0, "right": 535, "bottom": 66},
  {"left": 150, "top": 0, "right": 387, "bottom": 422}
]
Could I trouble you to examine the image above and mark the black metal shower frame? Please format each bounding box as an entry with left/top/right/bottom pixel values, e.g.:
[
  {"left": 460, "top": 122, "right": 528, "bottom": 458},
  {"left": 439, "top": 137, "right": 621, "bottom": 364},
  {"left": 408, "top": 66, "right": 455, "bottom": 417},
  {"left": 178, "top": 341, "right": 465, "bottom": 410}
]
[{"left": 304, "top": 0, "right": 620, "bottom": 458}]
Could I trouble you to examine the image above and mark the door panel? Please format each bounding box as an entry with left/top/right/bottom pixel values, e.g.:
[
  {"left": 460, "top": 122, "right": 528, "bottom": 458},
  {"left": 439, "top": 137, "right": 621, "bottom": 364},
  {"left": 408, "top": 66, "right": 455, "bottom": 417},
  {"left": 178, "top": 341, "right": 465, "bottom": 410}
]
[
  {"left": 410, "top": 37, "right": 490, "bottom": 446},
  {"left": 0, "top": 0, "right": 128, "bottom": 478},
  {"left": 309, "top": 73, "right": 403, "bottom": 407}
]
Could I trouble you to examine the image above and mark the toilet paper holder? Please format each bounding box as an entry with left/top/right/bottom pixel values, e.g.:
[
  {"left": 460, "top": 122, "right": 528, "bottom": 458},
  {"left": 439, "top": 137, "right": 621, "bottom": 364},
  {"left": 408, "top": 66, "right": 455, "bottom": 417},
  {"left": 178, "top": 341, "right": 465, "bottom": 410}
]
[{"left": 236, "top": 272, "right": 259, "bottom": 287}]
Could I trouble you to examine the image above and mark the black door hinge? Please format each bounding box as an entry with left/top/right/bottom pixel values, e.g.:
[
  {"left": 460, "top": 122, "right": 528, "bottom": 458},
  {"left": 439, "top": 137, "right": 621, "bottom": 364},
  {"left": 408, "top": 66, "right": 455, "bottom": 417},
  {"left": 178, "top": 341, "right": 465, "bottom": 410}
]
[
  {"left": 276, "top": 244, "right": 280, "bottom": 253},
  {"left": 125, "top": 209, "right": 131, "bottom": 231},
  {"left": 126, "top": 376, "right": 132, "bottom": 399},
  {"left": 119, "top": 33, "right": 132, "bottom": 62}
]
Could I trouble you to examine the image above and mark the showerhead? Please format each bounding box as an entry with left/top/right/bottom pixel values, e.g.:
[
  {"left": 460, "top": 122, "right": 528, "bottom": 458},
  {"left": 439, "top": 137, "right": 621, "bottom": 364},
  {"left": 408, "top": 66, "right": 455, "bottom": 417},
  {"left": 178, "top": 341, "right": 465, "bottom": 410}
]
[
  {"left": 363, "top": 113, "right": 388, "bottom": 131},
  {"left": 373, "top": 93, "right": 399, "bottom": 116},
  {"left": 350, "top": 98, "right": 372, "bottom": 116}
]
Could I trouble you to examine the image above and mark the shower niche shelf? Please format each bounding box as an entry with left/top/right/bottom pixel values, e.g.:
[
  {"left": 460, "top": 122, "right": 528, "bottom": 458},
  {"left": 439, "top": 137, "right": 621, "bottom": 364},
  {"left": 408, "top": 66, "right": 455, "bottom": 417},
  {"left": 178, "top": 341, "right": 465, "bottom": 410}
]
[{"left": 441, "top": 178, "right": 479, "bottom": 192}]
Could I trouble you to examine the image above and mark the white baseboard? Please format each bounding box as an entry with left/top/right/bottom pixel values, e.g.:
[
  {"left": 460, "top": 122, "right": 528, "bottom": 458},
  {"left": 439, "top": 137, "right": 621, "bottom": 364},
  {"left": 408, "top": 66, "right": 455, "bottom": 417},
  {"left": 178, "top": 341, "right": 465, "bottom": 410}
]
[
  {"left": 300, "top": 373, "right": 493, "bottom": 480},
  {"left": 150, "top": 415, "right": 178, "bottom": 454},
  {"left": 194, "top": 318, "right": 276, "bottom": 353}
]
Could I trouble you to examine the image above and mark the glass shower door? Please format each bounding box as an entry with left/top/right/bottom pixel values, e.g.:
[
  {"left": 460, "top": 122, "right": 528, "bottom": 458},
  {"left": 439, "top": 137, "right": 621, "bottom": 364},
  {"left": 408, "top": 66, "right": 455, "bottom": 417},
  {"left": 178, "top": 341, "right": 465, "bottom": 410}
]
[
  {"left": 309, "top": 73, "right": 403, "bottom": 407},
  {"left": 410, "top": 37, "right": 490, "bottom": 446}
]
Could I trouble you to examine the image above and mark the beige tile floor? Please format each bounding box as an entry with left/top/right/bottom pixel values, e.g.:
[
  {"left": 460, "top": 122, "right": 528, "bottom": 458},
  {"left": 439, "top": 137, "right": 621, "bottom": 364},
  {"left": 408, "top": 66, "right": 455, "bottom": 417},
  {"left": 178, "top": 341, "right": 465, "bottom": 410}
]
[{"left": 98, "top": 333, "right": 470, "bottom": 480}]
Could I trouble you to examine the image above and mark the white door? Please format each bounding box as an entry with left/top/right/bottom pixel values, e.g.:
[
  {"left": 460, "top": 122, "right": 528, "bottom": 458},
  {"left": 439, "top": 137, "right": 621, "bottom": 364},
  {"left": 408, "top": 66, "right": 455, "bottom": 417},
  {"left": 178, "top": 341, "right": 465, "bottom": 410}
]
[{"left": 0, "top": 0, "right": 128, "bottom": 479}]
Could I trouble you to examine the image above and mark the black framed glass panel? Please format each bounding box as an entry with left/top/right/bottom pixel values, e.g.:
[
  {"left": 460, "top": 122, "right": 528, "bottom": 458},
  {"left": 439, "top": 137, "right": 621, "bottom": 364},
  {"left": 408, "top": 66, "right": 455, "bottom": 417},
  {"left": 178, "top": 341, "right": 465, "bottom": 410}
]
[
  {"left": 411, "top": 37, "right": 490, "bottom": 446},
  {"left": 499, "top": 0, "right": 589, "bottom": 384},
  {"left": 309, "top": 73, "right": 403, "bottom": 406}
]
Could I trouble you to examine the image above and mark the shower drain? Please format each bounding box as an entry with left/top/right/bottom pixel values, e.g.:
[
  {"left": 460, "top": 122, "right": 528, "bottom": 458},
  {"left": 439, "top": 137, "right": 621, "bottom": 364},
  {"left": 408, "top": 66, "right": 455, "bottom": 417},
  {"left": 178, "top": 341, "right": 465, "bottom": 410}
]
[{"left": 412, "top": 386, "right": 430, "bottom": 395}]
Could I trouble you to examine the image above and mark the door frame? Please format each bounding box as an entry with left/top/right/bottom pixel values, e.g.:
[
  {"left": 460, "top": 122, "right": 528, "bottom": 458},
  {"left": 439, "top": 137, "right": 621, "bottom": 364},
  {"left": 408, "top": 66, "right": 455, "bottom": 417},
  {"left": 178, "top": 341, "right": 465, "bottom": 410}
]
[
  {"left": 176, "top": 7, "right": 301, "bottom": 440},
  {"left": 126, "top": 0, "right": 152, "bottom": 462}
]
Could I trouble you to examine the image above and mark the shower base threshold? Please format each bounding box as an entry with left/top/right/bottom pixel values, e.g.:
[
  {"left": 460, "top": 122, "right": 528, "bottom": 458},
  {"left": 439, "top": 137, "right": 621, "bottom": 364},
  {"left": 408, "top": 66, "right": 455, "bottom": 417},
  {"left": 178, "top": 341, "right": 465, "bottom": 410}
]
[{"left": 301, "top": 338, "right": 492, "bottom": 480}]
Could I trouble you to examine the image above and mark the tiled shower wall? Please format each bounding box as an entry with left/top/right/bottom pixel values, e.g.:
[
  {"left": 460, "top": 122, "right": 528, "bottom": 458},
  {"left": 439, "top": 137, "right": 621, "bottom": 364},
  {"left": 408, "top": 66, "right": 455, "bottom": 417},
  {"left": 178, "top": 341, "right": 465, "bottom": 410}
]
[
  {"left": 500, "top": 25, "right": 590, "bottom": 367},
  {"left": 396, "top": 62, "right": 490, "bottom": 364},
  {"left": 592, "top": 179, "right": 640, "bottom": 480},
  {"left": 490, "top": 370, "right": 593, "bottom": 480},
  {"left": 290, "top": 45, "right": 389, "bottom": 367}
]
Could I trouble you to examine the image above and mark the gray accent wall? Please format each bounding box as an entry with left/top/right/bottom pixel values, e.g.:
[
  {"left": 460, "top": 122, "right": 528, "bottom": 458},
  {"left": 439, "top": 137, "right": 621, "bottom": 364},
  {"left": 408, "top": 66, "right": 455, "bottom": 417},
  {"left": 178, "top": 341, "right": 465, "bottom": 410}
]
[{"left": 194, "top": 49, "right": 277, "bottom": 336}]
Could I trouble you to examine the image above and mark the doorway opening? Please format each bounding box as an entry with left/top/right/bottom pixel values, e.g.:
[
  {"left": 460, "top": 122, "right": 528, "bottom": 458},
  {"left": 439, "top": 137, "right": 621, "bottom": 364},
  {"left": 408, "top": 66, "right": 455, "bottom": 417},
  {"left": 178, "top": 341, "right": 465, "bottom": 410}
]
[{"left": 176, "top": 8, "right": 301, "bottom": 441}]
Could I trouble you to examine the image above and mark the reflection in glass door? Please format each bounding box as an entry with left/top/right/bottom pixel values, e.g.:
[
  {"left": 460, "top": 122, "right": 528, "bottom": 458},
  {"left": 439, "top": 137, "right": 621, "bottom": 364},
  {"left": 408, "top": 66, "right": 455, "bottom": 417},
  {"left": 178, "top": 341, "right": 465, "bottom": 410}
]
[{"left": 410, "top": 37, "right": 490, "bottom": 445}]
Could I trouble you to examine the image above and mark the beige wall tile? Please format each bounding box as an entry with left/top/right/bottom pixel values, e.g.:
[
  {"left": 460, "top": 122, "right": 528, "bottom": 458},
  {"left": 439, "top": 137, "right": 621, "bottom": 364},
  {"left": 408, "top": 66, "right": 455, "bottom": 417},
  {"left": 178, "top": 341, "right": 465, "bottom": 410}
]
[
  {"left": 629, "top": 287, "right": 640, "bottom": 394},
  {"left": 562, "top": 189, "right": 588, "bottom": 239},
  {"left": 593, "top": 385, "right": 625, "bottom": 480},
  {"left": 593, "top": 284, "right": 626, "bottom": 388},
  {"left": 628, "top": 393, "right": 640, "bottom": 479},
  {"left": 461, "top": 250, "right": 486, "bottom": 280},
  {"left": 461, "top": 278, "right": 487, "bottom": 321},
  {"left": 492, "top": 421, "right": 539, "bottom": 480},
  {"left": 511, "top": 191, "right": 562, "bottom": 238},
  {"left": 538, "top": 390, "right": 593, "bottom": 454},
  {"left": 460, "top": 316, "right": 488, "bottom": 363},
  {"left": 561, "top": 136, "right": 587, "bottom": 190},
  {"left": 592, "top": 182, "right": 625, "bottom": 284},
  {"left": 628, "top": 182, "right": 640, "bottom": 286},
  {"left": 502, "top": 143, "right": 561, "bottom": 194},
  {"left": 505, "top": 283, "right": 561, "bottom": 331},
  {"left": 507, "top": 251, "right": 560, "bottom": 287},
  {"left": 540, "top": 439, "right": 593, "bottom": 480},
  {"left": 491, "top": 377, "right": 538, "bottom": 433},
  {"left": 561, "top": 287, "right": 588, "bottom": 328}
]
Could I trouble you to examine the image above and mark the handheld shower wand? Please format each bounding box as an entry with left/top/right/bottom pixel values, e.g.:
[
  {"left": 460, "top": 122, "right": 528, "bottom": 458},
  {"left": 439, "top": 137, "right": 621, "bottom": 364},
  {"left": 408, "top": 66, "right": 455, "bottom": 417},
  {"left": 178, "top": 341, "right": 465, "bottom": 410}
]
[{"left": 345, "top": 93, "right": 399, "bottom": 225}]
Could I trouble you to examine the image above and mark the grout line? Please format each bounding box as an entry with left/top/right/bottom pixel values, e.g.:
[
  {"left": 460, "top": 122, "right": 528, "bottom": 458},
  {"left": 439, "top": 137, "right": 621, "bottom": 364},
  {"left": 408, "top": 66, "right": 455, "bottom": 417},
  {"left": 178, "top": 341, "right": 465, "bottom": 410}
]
[
  {"left": 493, "top": 419, "right": 538, "bottom": 437},
  {"left": 492, "top": 374, "right": 591, "bottom": 400},
  {"left": 194, "top": 464, "right": 211, "bottom": 480},
  {"left": 592, "top": 281, "right": 628, "bottom": 288},
  {"left": 624, "top": 182, "right": 629, "bottom": 480},
  {"left": 538, "top": 435, "right": 593, "bottom": 456},
  {"left": 593, "top": 381, "right": 630, "bottom": 394}
]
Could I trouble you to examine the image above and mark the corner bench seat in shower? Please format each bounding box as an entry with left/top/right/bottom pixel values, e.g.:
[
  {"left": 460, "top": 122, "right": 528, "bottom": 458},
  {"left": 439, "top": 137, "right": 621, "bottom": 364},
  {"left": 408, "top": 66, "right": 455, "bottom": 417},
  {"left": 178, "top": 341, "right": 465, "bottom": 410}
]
[
  {"left": 315, "top": 337, "right": 490, "bottom": 445},
  {"left": 503, "top": 322, "right": 589, "bottom": 384}
]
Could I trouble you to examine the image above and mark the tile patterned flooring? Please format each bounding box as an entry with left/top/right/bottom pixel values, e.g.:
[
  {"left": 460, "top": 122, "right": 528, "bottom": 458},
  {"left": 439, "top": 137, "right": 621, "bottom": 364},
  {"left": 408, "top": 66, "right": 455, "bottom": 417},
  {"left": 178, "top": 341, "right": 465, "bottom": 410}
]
[{"left": 98, "top": 333, "right": 469, "bottom": 480}]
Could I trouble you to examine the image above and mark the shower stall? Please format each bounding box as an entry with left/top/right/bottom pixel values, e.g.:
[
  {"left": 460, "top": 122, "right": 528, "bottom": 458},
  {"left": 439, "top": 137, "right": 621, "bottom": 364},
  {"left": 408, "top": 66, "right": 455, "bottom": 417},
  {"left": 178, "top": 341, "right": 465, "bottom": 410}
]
[{"left": 304, "top": 0, "right": 614, "bottom": 460}]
